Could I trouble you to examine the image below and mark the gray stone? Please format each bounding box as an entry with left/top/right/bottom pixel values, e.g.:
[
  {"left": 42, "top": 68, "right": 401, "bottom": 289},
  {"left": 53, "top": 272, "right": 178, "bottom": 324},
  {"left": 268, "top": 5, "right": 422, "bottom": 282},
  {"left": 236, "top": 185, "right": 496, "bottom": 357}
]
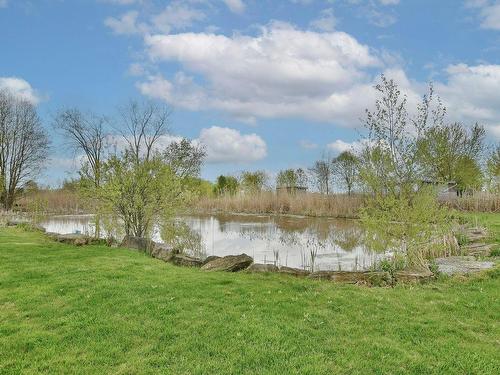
[
  {"left": 309, "top": 270, "right": 392, "bottom": 286},
  {"left": 246, "top": 263, "right": 279, "bottom": 273},
  {"left": 55, "top": 233, "right": 90, "bottom": 246},
  {"left": 202, "top": 255, "right": 221, "bottom": 265},
  {"left": 169, "top": 254, "right": 203, "bottom": 267},
  {"left": 120, "top": 236, "right": 155, "bottom": 254},
  {"left": 462, "top": 243, "right": 492, "bottom": 256},
  {"left": 151, "top": 243, "right": 175, "bottom": 262},
  {"left": 394, "top": 270, "right": 433, "bottom": 283},
  {"left": 6, "top": 219, "right": 29, "bottom": 227},
  {"left": 278, "top": 266, "right": 310, "bottom": 277},
  {"left": 435, "top": 256, "right": 495, "bottom": 275},
  {"left": 201, "top": 254, "right": 253, "bottom": 272}
]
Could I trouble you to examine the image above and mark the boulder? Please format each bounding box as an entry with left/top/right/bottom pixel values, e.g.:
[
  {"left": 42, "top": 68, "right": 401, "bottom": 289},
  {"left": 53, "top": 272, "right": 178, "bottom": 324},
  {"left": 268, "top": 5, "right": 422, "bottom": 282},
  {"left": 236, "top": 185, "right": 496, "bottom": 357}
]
[
  {"left": 169, "top": 254, "right": 203, "bottom": 267},
  {"left": 6, "top": 219, "right": 29, "bottom": 227},
  {"left": 201, "top": 254, "right": 253, "bottom": 272},
  {"left": 202, "top": 255, "right": 221, "bottom": 265},
  {"left": 120, "top": 236, "right": 155, "bottom": 254},
  {"left": 278, "top": 266, "right": 310, "bottom": 277},
  {"left": 462, "top": 243, "right": 492, "bottom": 257},
  {"left": 394, "top": 270, "right": 433, "bottom": 283},
  {"left": 55, "top": 233, "right": 90, "bottom": 246},
  {"left": 309, "top": 270, "right": 391, "bottom": 286},
  {"left": 151, "top": 243, "right": 176, "bottom": 262},
  {"left": 435, "top": 256, "right": 495, "bottom": 275},
  {"left": 31, "top": 224, "right": 47, "bottom": 233},
  {"left": 246, "top": 263, "right": 279, "bottom": 273}
]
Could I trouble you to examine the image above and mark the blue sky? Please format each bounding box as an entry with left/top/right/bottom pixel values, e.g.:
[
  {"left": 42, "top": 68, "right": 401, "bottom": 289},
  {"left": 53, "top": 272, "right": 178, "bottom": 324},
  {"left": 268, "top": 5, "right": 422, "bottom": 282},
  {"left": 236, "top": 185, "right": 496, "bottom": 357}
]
[{"left": 1, "top": 0, "right": 499, "bottom": 186}]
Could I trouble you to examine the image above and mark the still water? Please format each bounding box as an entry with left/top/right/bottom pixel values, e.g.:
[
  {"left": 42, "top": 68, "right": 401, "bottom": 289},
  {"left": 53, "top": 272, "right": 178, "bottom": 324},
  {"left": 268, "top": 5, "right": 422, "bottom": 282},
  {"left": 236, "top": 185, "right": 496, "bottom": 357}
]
[{"left": 40, "top": 214, "right": 389, "bottom": 271}]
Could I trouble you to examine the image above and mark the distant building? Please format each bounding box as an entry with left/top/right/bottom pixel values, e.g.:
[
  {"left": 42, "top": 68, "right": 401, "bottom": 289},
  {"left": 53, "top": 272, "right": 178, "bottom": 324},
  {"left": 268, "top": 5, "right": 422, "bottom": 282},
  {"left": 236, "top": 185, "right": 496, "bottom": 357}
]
[{"left": 421, "top": 179, "right": 458, "bottom": 200}]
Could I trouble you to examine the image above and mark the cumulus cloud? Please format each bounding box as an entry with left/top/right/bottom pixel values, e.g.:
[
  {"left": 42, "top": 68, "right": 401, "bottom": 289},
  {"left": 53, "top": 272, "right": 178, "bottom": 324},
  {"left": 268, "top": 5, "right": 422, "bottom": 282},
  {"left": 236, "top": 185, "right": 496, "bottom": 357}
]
[
  {"left": 436, "top": 64, "right": 500, "bottom": 138},
  {"left": 141, "top": 22, "right": 382, "bottom": 126},
  {"left": 223, "top": 0, "right": 246, "bottom": 14},
  {"left": 198, "top": 126, "right": 267, "bottom": 163},
  {"left": 0, "top": 77, "right": 41, "bottom": 104}
]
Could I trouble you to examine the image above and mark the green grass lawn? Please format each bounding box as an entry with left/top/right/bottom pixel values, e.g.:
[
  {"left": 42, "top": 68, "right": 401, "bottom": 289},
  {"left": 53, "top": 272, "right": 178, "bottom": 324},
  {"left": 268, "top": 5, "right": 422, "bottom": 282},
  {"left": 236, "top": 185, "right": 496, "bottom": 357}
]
[{"left": 0, "top": 227, "right": 499, "bottom": 374}]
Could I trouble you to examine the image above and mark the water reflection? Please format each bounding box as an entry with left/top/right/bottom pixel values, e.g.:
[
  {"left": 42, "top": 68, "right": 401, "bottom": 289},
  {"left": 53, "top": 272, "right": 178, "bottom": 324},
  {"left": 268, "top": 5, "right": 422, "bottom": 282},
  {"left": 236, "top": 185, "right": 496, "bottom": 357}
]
[{"left": 40, "top": 213, "right": 389, "bottom": 271}]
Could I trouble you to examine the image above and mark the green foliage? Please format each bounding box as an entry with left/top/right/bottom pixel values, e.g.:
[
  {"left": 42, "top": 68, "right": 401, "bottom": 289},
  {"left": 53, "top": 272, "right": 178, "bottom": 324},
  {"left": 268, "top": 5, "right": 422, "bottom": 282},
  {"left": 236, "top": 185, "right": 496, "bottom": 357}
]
[
  {"left": 240, "top": 170, "right": 268, "bottom": 194},
  {"left": 214, "top": 175, "right": 239, "bottom": 196},
  {"left": 1, "top": 227, "right": 499, "bottom": 374},
  {"left": 161, "top": 220, "right": 204, "bottom": 257},
  {"left": 486, "top": 144, "right": 500, "bottom": 192},
  {"left": 332, "top": 151, "right": 359, "bottom": 195},
  {"left": 98, "top": 151, "right": 185, "bottom": 237},
  {"left": 361, "top": 187, "right": 452, "bottom": 269},
  {"left": 418, "top": 122, "right": 485, "bottom": 192},
  {"left": 276, "top": 168, "right": 308, "bottom": 188}
]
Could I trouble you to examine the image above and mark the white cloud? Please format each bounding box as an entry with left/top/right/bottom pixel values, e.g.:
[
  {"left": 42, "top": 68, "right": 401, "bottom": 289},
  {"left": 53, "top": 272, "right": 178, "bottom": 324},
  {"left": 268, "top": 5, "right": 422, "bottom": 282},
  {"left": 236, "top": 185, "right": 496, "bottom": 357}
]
[
  {"left": 152, "top": 2, "right": 206, "bottom": 34},
  {"left": 466, "top": 0, "right": 500, "bottom": 30},
  {"left": 198, "top": 126, "right": 267, "bottom": 163},
  {"left": 327, "top": 139, "right": 365, "bottom": 154},
  {"left": 436, "top": 63, "right": 500, "bottom": 139},
  {"left": 310, "top": 8, "right": 337, "bottom": 31},
  {"left": 223, "top": 0, "right": 246, "bottom": 14},
  {"left": 141, "top": 22, "right": 382, "bottom": 126},
  {"left": 0, "top": 0, "right": 8, "bottom": 9},
  {"left": 104, "top": 11, "right": 147, "bottom": 35},
  {"left": 0, "top": 77, "right": 41, "bottom": 104}
]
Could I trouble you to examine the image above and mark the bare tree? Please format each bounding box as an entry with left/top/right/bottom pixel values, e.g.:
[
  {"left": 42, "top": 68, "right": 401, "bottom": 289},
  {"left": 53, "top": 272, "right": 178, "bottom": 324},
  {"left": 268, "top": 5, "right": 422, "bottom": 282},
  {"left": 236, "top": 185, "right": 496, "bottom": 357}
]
[
  {"left": 117, "top": 100, "right": 171, "bottom": 162},
  {"left": 0, "top": 91, "right": 49, "bottom": 210},
  {"left": 53, "top": 108, "right": 108, "bottom": 188},
  {"left": 309, "top": 153, "right": 334, "bottom": 194}
]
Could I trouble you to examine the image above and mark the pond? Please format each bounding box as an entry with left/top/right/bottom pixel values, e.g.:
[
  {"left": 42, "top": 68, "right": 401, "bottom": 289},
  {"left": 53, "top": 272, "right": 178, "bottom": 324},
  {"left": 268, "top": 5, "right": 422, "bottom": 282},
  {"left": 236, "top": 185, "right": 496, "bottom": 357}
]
[{"left": 40, "top": 214, "right": 390, "bottom": 271}]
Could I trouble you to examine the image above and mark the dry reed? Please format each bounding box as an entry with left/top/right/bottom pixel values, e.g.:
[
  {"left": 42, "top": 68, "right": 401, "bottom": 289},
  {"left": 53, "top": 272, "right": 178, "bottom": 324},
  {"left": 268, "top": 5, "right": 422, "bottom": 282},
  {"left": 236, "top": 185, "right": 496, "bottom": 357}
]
[
  {"left": 440, "top": 191, "right": 500, "bottom": 213},
  {"left": 194, "top": 192, "right": 363, "bottom": 218}
]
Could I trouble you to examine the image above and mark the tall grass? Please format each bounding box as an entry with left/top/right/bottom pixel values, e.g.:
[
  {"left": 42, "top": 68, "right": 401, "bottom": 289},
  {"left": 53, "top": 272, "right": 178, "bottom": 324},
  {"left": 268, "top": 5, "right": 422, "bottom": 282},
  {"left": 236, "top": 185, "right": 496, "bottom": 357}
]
[
  {"left": 194, "top": 191, "right": 363, "bottom": 218},
  {"left": 441, "top": 191, "right": 500, "bottom": 213},
  {"left": 16, "top": 189, "right": 87, "bottom": 215}
]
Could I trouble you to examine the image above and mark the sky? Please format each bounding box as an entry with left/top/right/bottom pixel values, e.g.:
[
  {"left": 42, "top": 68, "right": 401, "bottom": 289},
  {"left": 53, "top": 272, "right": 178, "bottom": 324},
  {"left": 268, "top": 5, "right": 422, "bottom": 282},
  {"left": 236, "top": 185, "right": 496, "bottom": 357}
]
[{"left": 1, "top": 0, "right": 500, "bottom": 186}]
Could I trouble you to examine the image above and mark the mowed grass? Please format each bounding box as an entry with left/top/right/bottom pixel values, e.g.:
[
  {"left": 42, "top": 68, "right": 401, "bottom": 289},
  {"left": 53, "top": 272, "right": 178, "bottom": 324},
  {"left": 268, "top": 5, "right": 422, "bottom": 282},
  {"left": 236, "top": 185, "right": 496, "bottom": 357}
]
[{"left": 0, "top": 228, "right": 499, "bottom": 374}]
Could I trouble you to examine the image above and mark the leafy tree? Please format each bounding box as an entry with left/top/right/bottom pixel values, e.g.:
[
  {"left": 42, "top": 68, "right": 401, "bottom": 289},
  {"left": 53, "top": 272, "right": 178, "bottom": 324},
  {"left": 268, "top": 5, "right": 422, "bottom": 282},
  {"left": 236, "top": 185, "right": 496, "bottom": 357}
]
[
  {"left": 309, "top": 154, "right": 334, "bottom": 194},
  {"left": 332, "top": 151, "right": 358, "bottom": 195},
  {"left": 164, "top": 138, "right": 206, "bottom": 179},
  {"left": 276, "top": 168, "right": 308, "bottom": 189},
  {"left": 360, "top": 75, "right": 441, "bottom": 197},
  {"left": 486, "top": 144, "right": 500, "bottom": 192},
  {"left": 240, "top": 170, "right": 268, "bottom": 193},
  {"left": 99, "top": 151, "right": 183, "bottom": 238},
  {"left": 214, "top": 175, "right": 239, "bottom": 196},
  {"left": 418, "top": 122, "right": 485, "bottom": 193},
  {"left": 358, "top": 76, "right": 453, "bottom": 270}
]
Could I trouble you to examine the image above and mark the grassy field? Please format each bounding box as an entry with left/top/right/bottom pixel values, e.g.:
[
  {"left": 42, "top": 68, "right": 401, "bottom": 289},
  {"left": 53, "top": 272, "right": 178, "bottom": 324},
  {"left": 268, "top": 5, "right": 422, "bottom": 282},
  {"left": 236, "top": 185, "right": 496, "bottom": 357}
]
[{"left": 0, "top": 227, "right": 499, "bottom": 374}]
